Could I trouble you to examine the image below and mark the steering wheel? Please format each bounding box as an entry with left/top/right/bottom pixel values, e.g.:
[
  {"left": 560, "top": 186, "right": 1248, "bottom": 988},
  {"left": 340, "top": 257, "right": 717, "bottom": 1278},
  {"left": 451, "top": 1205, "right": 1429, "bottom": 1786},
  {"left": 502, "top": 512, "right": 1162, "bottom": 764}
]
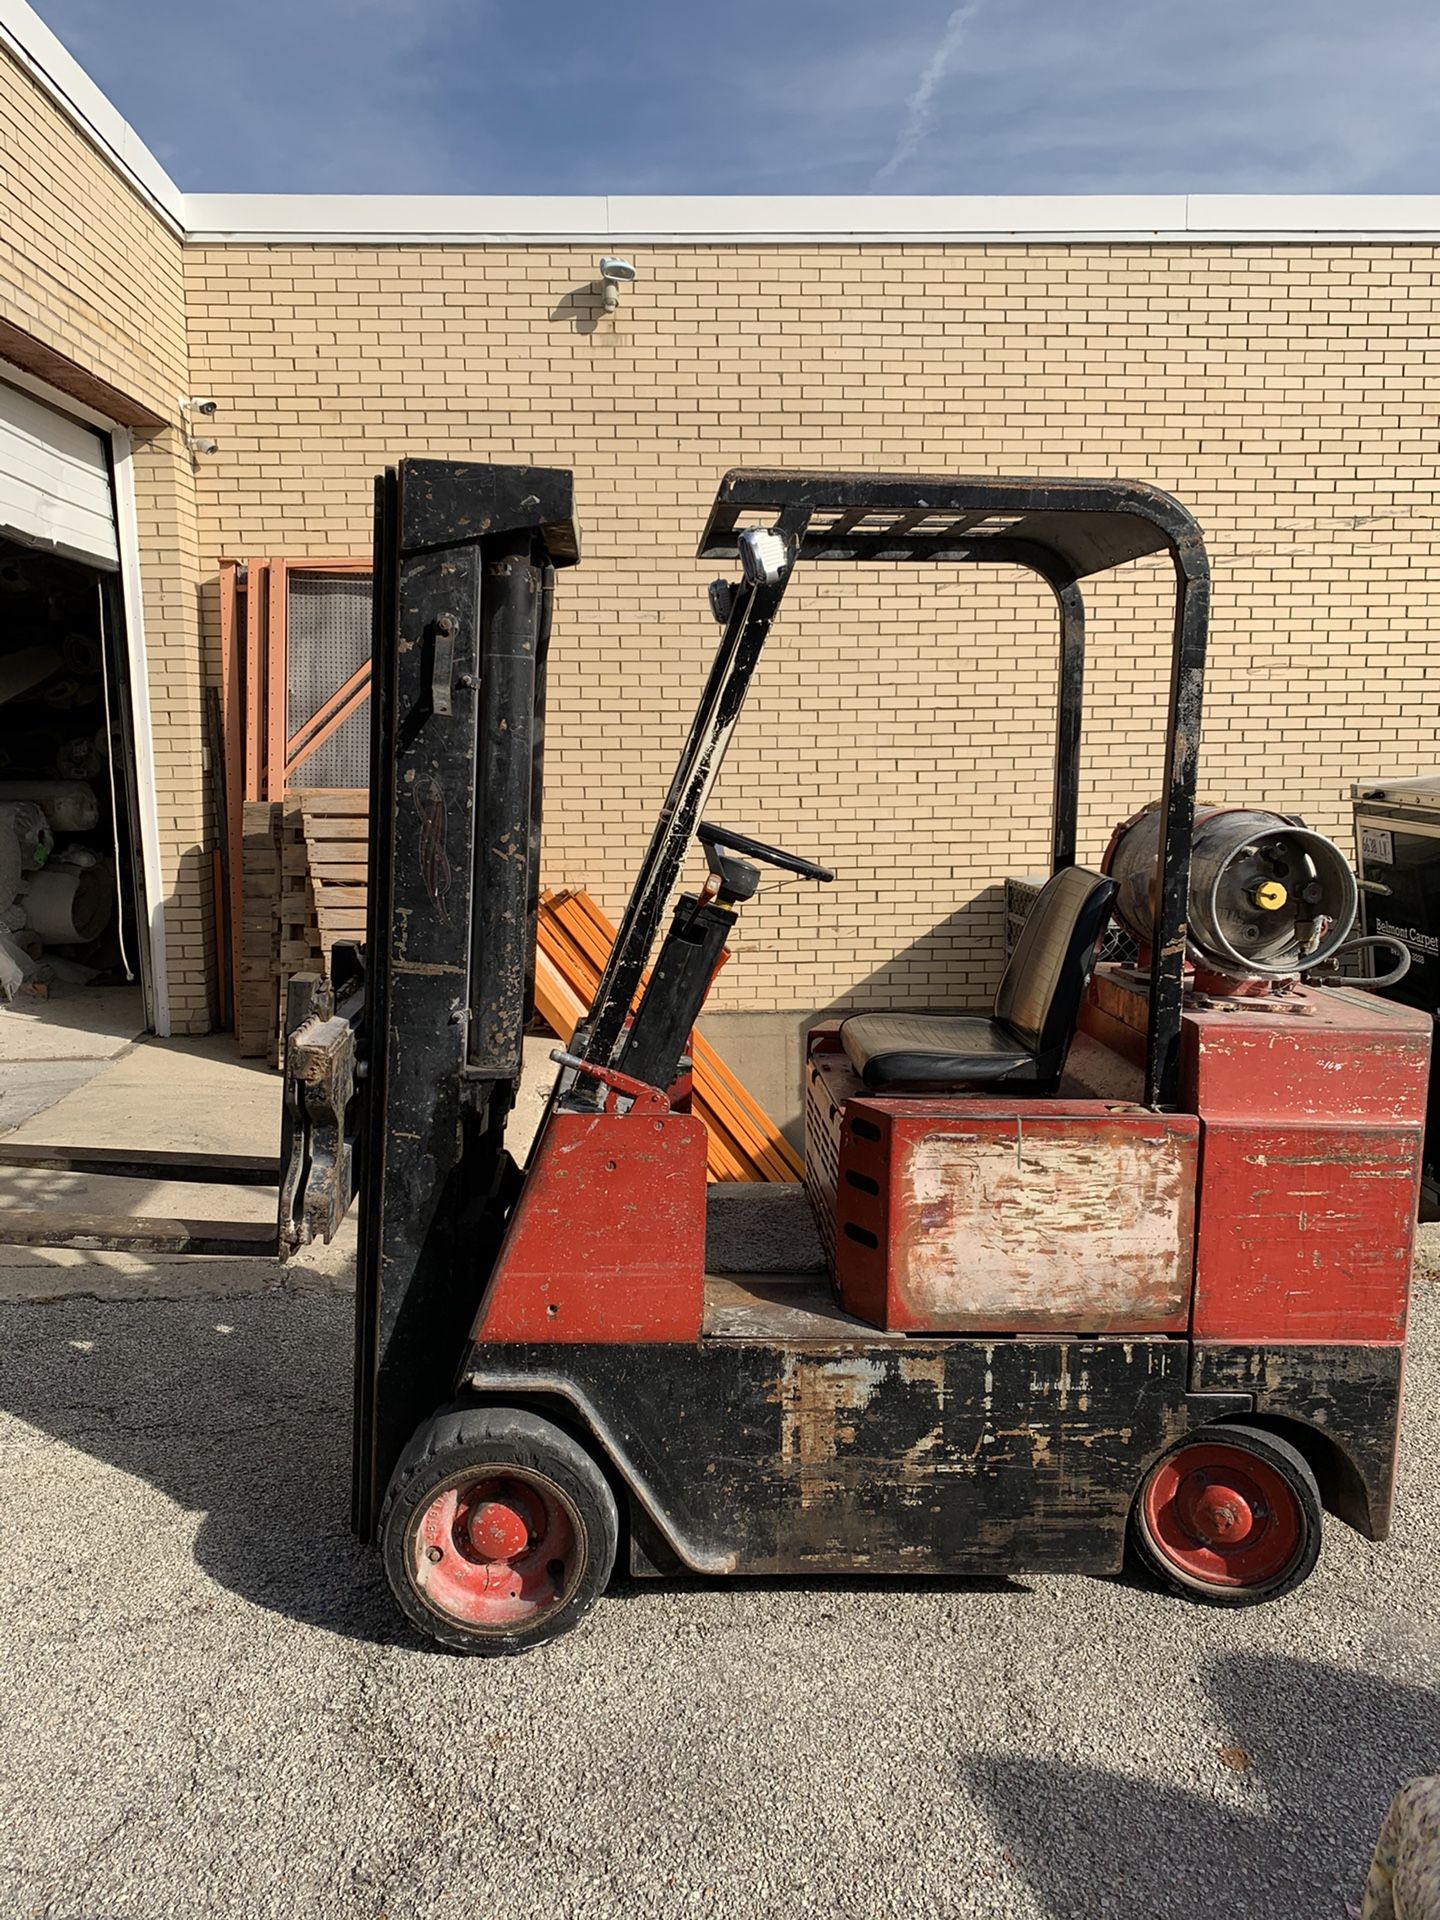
[{"left": 697, "top": 820, "right": 835, "bottom": 883}]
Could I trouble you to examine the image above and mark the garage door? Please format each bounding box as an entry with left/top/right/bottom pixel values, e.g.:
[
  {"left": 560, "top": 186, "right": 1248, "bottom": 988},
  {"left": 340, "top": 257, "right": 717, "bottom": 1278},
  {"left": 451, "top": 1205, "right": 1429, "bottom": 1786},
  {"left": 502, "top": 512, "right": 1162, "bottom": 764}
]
[{"left": 0, "top": 380, "right": 118, "bottom": 570}]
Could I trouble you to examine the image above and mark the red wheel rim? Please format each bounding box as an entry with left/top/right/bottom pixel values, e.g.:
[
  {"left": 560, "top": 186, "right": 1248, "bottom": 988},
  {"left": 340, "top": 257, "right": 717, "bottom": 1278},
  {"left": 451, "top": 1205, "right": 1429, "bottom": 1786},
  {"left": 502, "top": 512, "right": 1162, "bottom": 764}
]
[
  {"left": 411, "top": 1469, "right": 580, "bottom": 1630},
  {"left": 1142, "top": 1441, "right": 1303, "bottom": 1589}
]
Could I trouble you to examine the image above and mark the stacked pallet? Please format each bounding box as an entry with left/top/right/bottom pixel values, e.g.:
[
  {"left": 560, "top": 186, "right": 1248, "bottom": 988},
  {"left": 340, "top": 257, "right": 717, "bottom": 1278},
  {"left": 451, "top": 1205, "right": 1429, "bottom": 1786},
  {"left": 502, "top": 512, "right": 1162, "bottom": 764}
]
[
  {"left": 537, "top": 889, "right": 802, "bottom": 1184},
  {"left": 275, "top": 806, "right": 322, "bottom": 1003},
  {"left": 236, "top": 801, "right": 282, "bottom": 1057},
  {"left": 236, "top": 789, "right": 369, "bottom": 1062},
  {"left": 288, "top": 789, "right": 368, "bottom": 959}
]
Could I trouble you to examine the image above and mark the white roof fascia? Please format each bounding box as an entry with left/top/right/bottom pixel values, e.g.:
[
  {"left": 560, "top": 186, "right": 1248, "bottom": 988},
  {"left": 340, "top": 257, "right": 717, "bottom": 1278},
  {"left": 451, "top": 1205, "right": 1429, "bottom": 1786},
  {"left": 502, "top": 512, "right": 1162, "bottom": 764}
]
[
  {"left": 181, "top": 193, "right": 613, "bottom": 243},
  {"left": 0, "top": 0, "right": 183, "bottom": 229},
  {"left": 181, "top": 191, "right": 1440, "bottom": 246}
]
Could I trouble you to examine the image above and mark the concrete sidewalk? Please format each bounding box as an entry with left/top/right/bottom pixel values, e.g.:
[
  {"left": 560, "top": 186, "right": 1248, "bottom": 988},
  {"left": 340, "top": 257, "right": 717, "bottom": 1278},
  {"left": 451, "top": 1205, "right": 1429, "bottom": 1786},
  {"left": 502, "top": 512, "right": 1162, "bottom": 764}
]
[
  {"left": 0, "top": 1024, "right": 349, "bottom": 1299},
  {"left": 0, "top": 1027, "right": 555, "bottom": 1298},
  {"left": 0, "top": 982, "right": 144, "bottom": 1133}
]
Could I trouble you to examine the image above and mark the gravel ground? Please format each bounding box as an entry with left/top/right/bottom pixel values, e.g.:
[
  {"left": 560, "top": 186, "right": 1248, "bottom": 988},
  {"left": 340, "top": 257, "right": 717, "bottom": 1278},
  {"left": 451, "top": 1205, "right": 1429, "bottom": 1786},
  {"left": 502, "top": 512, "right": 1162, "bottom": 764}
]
[{"left": 2, "top": 1276, "right": 1439, "bottom": 1920}]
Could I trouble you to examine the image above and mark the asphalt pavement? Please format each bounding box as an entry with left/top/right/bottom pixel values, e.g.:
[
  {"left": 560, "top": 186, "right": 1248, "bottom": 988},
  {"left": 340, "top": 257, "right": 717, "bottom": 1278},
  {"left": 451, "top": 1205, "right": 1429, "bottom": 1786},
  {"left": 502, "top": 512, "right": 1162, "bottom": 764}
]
[{"left": 2, "top": 1272, "right": 1439, "bottom": 1920}]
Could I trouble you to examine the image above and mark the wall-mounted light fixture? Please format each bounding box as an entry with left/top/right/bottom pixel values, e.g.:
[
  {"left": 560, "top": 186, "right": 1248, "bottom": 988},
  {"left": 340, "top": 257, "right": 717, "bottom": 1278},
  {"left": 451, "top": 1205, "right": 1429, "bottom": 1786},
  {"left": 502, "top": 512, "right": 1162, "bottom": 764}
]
[{"left": 599, "top": 257, "right": 638, "bottom": 313}]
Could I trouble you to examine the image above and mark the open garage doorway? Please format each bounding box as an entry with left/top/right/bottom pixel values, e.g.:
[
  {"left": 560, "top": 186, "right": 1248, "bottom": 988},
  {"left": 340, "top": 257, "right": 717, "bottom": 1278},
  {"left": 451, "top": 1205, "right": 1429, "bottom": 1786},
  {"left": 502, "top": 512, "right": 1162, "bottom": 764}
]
[{"left": 0, "top": 377, "right": 154, "bottom": 1124}]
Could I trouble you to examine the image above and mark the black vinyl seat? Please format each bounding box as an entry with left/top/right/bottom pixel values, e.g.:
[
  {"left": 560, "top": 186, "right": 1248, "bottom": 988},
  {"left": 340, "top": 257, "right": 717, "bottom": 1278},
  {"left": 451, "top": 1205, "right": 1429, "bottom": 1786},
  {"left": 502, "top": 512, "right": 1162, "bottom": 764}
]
[{"left": 840, "top": 864, "right": 1117, "bottom": 1095}]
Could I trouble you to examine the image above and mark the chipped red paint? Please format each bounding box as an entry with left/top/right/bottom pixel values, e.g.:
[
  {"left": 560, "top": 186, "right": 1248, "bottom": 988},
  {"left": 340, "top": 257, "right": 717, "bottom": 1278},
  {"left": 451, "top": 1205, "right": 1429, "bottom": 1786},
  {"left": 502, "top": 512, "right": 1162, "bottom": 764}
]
[
  {"left": 471, "top": 1109, "right": 707, "bottom": 1344},
  {"left": 817, "top": 1077, "right": 1198, "bottom": 1335},
  {"left": 1083, "top": 967, "right": 1430, "bottom": 1346},
  {"left": 1179, "top": 984, "right": 1431, "bottom": 1123},
  {"left": 1193, "top": 1122, "right": 1421, "bottom": 1343}
]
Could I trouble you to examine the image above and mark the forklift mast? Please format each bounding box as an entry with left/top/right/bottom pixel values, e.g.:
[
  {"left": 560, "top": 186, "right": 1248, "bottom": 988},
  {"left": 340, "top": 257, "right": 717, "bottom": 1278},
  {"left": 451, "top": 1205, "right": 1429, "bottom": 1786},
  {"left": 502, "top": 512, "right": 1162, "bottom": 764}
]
[{"left": 351, "top": 461, "right": 579, "bottom": 1536}]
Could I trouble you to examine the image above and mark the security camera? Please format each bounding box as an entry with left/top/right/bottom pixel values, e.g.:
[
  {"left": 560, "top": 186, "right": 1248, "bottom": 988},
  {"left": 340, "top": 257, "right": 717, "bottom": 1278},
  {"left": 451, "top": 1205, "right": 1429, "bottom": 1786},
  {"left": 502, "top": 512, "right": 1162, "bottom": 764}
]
[
  {"left": 190, "top": 435, "right": 219, "bottom": 457},
  {"left": 181, "top": 396, "right": 218, "bottom": 418},
  {"left": 599, "top": 257, "right": 638, "bottom": 313}
]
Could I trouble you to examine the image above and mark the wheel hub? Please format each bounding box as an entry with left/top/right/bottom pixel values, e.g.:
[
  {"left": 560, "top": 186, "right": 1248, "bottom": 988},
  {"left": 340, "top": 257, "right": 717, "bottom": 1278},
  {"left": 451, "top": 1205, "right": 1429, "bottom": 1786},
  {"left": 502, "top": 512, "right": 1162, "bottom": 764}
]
[
  {"left": 1142, "top": 1438, "right": 1303, "bottom": 1590},
  {"left": 464, "top": 1495, "right": 533, "bottom": 1563},
  {"left": 1179, "top": 1474, "right": 1259, "bottom": 1548},
  {"left": 411, "top": 1468, "right": 579, "bottom": 1631}
]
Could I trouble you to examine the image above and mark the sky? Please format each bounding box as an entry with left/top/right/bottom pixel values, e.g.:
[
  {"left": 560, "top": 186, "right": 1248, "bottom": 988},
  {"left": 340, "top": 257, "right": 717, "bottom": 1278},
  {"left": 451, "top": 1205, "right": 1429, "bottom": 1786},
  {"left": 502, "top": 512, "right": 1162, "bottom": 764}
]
[{"left": 30, "top": 0, "right": 1440, "bottom": 197}]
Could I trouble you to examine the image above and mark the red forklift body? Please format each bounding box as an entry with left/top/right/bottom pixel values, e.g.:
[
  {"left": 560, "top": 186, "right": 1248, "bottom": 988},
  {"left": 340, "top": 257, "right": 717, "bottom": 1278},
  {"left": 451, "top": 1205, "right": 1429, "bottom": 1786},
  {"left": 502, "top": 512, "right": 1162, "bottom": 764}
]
[
  {"left": 280, "top": 459, "right": 1428, "bottom": 1652},
  {"left": 805, "top": 1031, "right": 1199, "bottom": 1335},
  {"left": 1085, "top": 968, "right": 1428, "bottom": 1344},
  {"left": 473, "top": 1105, "right": 708, "bottom": 1345}
]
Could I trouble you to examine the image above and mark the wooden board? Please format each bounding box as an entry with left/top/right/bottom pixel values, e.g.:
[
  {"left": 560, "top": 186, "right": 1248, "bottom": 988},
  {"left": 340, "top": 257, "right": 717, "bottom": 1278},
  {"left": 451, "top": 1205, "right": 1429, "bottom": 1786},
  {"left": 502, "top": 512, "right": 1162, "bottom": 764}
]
[
  {"left": 237, "top": 801, "right": 282, "bottom": 1058},
  {"left": 537, "top": 889, "right": 801, "bottom": 1185}
]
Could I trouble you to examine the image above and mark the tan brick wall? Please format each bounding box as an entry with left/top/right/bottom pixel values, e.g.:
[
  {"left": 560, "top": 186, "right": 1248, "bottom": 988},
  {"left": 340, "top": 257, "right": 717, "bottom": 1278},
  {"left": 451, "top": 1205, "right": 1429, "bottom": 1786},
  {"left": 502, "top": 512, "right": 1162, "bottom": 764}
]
[
  {"left": 185, "top": 240, "right": 1440, "bottom": 1014},
  {"left": 0, "top": 49, "right": 181, "bottom": 419},
  {"left": 0, "top": 47, "right": 211, "bottom": 1033}
]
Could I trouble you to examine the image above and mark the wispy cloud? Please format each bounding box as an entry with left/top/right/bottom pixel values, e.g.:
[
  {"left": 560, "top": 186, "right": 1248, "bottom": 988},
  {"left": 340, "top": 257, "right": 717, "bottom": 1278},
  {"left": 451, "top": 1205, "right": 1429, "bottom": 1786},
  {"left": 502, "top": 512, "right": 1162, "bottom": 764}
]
[
  {"left": 28, "top": 0, "right": 1440, "bottom": 196},
  {"left": 871, "top": 2, "right": 989, "bottom": 186}
]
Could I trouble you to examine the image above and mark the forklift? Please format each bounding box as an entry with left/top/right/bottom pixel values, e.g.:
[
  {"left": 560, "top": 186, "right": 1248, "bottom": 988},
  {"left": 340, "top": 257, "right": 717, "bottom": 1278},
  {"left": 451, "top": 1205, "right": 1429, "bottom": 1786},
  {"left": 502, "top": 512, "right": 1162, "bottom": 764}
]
[{"left": 280, "top": 461, "right": 1429, "bottom": 1654}]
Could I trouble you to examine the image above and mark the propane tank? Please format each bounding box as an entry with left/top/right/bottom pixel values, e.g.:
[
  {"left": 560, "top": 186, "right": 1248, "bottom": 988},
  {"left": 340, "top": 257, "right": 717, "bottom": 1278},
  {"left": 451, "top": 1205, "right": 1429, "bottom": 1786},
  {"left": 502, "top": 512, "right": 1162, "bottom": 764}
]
[{"left": 1104, "top": 803, "right": 1358, "bottom": 982}]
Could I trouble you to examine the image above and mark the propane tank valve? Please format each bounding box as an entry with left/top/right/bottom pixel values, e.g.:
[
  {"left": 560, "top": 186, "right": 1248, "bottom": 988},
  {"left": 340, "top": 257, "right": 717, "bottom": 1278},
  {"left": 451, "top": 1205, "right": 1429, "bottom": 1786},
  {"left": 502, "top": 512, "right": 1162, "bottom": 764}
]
[{"left": 1103, "top": 803, "right": 1359, "bottom": 985}]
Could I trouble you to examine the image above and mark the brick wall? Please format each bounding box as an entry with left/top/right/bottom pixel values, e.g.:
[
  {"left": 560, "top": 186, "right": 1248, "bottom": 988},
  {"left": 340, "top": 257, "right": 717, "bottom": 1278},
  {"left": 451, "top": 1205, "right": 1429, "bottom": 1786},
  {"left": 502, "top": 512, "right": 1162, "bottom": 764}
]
[
  {"left": 0, "top": 47, "right": 212, "bottom": 1033},
  {"left": 185, "top": 240, "right": 1440, "bottom": 1013}
]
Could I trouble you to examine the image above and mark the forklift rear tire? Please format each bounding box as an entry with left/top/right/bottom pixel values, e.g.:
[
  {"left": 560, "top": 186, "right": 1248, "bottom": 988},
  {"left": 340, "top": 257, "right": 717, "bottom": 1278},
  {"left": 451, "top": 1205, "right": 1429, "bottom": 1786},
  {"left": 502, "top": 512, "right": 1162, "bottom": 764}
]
[
  {"left": 380, "top": 1405, "right": 619, "bottom": 1654},
  {"left": 1129, "top": 1422, "right": 1322, "bottom": 1606}
]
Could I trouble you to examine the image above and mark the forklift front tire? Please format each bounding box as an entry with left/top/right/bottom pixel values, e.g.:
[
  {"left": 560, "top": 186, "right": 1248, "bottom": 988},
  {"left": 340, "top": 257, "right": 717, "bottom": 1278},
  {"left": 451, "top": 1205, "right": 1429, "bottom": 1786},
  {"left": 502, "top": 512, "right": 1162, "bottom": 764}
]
[
  {"left": 1129, "top": 1422, "right": 1322, "bottom": 1607},
  {"left": 380, "top": 1405, "right": 619, "bottom": 1654}
]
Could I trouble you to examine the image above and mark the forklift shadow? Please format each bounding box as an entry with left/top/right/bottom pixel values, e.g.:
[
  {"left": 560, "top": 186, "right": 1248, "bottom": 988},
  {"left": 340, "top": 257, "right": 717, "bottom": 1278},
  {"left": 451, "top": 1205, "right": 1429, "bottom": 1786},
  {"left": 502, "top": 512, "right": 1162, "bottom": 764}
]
[
  {"left": 0, "top": 1289, "right": 411, "bottom": 1648},
  {"left": 817, "top": 885, "right": 1008, "bottom": 1013},
  {"left": 963, "top": 1650, "right": 1440, "bottom": 1919},
  {"left": 0, "top": 1289, "right": 1044, "bottom": 1647}
]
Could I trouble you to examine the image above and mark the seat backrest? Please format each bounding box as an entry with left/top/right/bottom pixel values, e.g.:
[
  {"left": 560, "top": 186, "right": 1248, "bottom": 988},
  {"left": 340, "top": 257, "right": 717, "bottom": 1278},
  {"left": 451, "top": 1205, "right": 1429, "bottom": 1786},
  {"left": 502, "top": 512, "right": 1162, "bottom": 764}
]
[{"left": 994, "top": 864, "right": 1117, "bottom": 1064}]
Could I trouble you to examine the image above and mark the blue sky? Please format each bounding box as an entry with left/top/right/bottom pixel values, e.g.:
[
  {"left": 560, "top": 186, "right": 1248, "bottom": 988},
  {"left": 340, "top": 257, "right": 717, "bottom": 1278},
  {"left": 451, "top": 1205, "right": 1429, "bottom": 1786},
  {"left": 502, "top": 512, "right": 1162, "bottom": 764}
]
[{"left": 32, "top": 0, "right": 1440, "bottom": 196}]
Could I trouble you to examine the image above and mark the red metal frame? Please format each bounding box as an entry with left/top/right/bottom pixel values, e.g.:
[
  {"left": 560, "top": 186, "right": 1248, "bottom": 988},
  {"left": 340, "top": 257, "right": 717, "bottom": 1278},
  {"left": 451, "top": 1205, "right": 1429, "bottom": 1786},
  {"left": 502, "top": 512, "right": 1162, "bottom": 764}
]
[
  {"left": 472, "top": 1107, "right": 708, "bottom": 1344},
  {"left": 220, "top": 553, "right": 373, "bottom": 808},
  {"left": 217, "top": 559, "right": 244, "bottom": 1028},
  {"left": 242, "top": 561, "right": 265, "bottom": 804},
  {"left": 216, "top": 552, "right": 371, "bottom": 1027},
  {"left": 284, "top": 659, "right": 372, "bottom": 783}
]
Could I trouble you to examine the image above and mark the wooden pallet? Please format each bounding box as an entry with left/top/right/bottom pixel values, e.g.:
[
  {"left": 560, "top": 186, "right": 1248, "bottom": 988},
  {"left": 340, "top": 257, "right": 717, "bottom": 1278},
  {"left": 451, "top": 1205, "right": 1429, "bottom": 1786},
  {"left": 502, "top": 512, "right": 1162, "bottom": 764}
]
[
  {"left": 292, "top": 788, "right": 367, "bottom": 961},
  {"left": 236, "top": 801, "right": 282, "bottom": 1058},
  {"left": 261, "top": 789, "right": 370, "bottom": 1064}
]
